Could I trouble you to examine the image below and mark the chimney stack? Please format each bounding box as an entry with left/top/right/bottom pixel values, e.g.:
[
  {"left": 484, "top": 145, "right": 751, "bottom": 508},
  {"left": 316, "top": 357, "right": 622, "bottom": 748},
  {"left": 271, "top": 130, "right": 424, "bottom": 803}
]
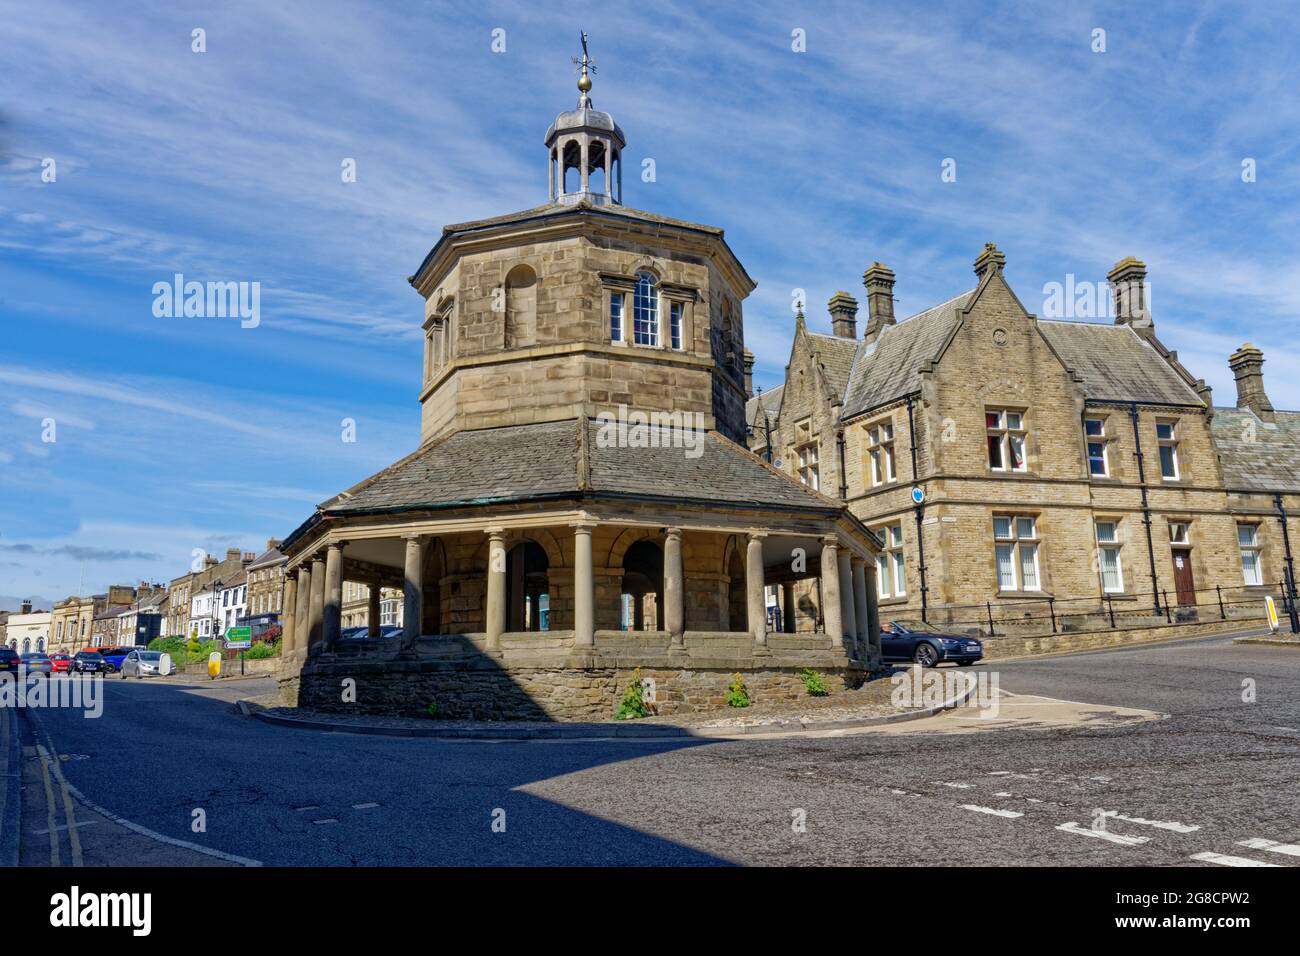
[
  {"left": 266, "top": 538, "right": 282, "bottom": 552},
  {"left": 742, "top": 348, "right": 755, "bottom": 398},
  {"left": 973, "top": 243, "right": 1006, "bottom": 281},
  {"left": 225, "top": 547, "right": 241, "bottom": 562},
  {"left": 827, "top": 291, "right": 859, "bottom": 339},
  {"left": 1229, "top": 343, "right": 1275, "bottom": 423},
  {"left": 1108, "top": 256, "right": 1152, "bottom": 329},
  {"left": 862, "top": 263, "right": 896, "bottom": 345},
  {"left": 20, "top": 599, "right": 32, "bottom": 615}
]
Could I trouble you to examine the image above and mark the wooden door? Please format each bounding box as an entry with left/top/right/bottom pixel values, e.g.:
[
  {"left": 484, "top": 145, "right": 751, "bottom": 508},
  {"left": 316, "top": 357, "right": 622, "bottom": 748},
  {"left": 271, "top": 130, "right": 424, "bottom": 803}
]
[{"left": 1172, "top": 549, "right": 1196, "bottom": 606}]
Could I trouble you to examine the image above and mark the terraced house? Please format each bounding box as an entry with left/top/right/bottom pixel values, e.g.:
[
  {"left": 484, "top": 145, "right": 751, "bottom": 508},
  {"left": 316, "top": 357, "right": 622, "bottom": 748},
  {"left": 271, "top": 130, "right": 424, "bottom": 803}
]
[{"left": 748, "top": 247, "right": 1300, "bottom": 633}]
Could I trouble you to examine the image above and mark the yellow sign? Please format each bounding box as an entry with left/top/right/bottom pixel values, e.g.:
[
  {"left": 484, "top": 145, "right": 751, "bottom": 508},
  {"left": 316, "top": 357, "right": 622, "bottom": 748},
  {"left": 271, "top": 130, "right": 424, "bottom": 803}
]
[
  {"left": 1265, "top": 596, "right": 1280, "bottom": 632},
  {"left": 207, "top": 651, "right": 222, "bottom": 679}
]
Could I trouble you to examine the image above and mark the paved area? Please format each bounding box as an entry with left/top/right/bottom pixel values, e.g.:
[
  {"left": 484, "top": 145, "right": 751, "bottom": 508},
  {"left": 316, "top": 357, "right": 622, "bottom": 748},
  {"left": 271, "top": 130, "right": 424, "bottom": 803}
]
[{"left": 12, "top": 632, "right": 1300, "bottom": 866}]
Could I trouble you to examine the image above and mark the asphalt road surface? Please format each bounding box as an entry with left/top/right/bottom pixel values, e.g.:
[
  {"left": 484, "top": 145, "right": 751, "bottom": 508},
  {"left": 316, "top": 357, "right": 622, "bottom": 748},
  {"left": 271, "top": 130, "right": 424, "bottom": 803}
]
[{"left": 15, "top": 633, "right": 1300, "bottom": 867}]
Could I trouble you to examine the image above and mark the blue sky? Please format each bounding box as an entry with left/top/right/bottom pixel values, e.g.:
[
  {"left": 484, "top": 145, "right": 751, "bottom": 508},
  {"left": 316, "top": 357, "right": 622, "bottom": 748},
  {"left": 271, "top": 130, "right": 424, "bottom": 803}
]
[{"left": 2, "top": 0, "right": 1298, "bottom": 607}]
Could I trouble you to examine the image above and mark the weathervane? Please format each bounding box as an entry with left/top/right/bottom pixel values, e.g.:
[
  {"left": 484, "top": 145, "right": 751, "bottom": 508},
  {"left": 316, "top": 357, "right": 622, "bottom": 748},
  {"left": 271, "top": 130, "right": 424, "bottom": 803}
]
[{"left": 571, "top": 31, "right": 596, "bottom": 107}]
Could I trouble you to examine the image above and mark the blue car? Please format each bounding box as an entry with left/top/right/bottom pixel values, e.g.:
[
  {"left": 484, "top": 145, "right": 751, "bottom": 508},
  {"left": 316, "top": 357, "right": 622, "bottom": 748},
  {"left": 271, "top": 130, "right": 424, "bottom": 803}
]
[{"left": 881, "top": 621, "right": 983, "bottom": 668}]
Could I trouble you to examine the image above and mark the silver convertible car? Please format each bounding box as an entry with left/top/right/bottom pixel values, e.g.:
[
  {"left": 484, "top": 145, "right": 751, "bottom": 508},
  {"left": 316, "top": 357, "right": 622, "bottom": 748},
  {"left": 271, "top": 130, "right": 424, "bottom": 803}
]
[{"left": 118, "top": 649, "right": 171, "bottom": 678}]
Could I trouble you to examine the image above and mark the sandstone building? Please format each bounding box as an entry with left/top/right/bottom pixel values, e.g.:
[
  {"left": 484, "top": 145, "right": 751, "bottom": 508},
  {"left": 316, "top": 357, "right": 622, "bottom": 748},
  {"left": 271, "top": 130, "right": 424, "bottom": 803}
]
[
  {"left": 275, "top": 51, "right": 882, "bottom": 719},
  {"left": 748, "top": 247, "right": 1300, "bottom": 634}
]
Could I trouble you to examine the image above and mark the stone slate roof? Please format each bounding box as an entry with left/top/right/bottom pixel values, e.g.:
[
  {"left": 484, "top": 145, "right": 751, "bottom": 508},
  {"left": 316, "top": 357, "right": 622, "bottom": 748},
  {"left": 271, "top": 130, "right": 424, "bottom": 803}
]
[
  {"left": 317, "top": 418, "right": 840, "bottom": 518},
  {"left": 745, "top": 384, "right": 784, "bottom": 431},
  {"left": 1038, "top": 321, "right": 1204, "bottom": 406},
  {"left": 247, "top": 545, "right": 286, "bottom": 570},
  {"left": 805, "top": 332, "right": 860, "bottom": 401},
  {"left": 842, "top": 290, "right": 975, "bottom": 418},
  {"left": 1211, "top": 408, "right": 1300, "bottom": 493}
]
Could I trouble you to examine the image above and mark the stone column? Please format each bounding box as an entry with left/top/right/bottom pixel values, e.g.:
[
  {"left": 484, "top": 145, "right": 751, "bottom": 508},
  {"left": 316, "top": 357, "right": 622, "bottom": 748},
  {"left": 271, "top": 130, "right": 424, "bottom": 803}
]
[
  {"left": 281, "top": 574, "right": 297, "bottom": 654},
  {"left": 322, "top": 541, "right": 344, "bottom": 652},
  {"left": 745, "top": 532, "right": 767, "bottom": 646},
  {"left": 580, "top": 138, "right": 590, "bottom": 193},
  {"left": 307, "top": 553, "right": 326, "bottom": 653},
  {"left": 781, "top": 581, "right": 795, "bottom": 634},
  {"left": 865, "top": 561, "right": 882, "bottom": 662},
  {"left": 292, "top": 564, "right": 311, "bottom": 657},
  {"left": 573, "top": 523, "right": 595, "bottom": 647},
  {"left": 485, "top": 529, "right": 507, "bottom": 651},
  {"left": 664, "top": 527, "right": 684, "bottom": 646},
  {"left": 821, "top": 537, "right": 844, "bottom": 649},
  {"left": 852, "top": 557, "right": 870, "bottom": 657},
  {"left": 401, "top": 535, "right": 424, "bottom": 651},
  {"left": 367, "top": 582, "right": 381, "bottom": 638},
  {"left": 838, "top": 550, "right": 857, "bottom": 653}
]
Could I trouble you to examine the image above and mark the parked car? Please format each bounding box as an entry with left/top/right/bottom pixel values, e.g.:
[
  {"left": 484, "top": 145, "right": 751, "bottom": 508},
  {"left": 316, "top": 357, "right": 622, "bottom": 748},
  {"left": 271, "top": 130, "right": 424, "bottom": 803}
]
[
  {"left": 72, "top": 650, "right": 106, "bottom": 674},
  {"left": 20, "top": 652, "right": 52, "bottom": 675},
  {"left": 99, "top": 646, "right": 137, "bottom": 673},
  {"left": 0, "top": 646, "right": 21, "bottom": 675},
  {"left": 49, "top": 653, "right": 72, "bottom": 674},
  {"left": 340, "top": 625, "right": 403, "bottom": 640},
  {"left": 119, "top": 649, "right": 169, "bottom": 679},
  {"left": 880, "top": 621, "right": 984, "bottom": 667}
]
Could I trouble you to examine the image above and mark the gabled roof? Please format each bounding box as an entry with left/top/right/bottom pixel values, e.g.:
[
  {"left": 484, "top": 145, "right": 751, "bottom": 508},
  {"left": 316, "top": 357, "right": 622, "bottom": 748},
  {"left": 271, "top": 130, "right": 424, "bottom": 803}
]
[
  {"left": 306, "top": 418, "right": 843, "bottom": 525},
  {"left": 745, "top": 384, "right": 784, "bottom": 432},
  {"left": 804, "top": 332, "right": 860, "bottom": 402},
  {"left": 1037, "top": 321, "right": 1204, "bottom": 407},
  {"left": 1211, "top": 408, "right": 1300, "bottom": 493},
  {"left": 247, "top": 545, "right": 286, "bottom": 570},
  {"left": 841, "top": 289, "right": 976, "bottom": 419}
]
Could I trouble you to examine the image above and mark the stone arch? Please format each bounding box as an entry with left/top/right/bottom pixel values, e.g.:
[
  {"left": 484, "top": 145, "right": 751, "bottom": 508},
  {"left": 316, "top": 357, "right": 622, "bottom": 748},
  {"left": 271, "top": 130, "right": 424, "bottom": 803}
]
[
  {"left": 605, "top": 526, "right": 663, "bottom": 570},
  {"left": 506, "top": 540, "right": 550, "bottom": 632},
  {"left": 722, "top": 534, "right": 747, "bottom": 632},
  {"left": 504, "top": 264, "right": 537, "bottom": 349},
  {"left": 421, "top": 538, "right": 448, "bottom": 635},
  {"left": 472, "top": 528, "right": 565, "bottom": 571},
  {"left": 621, "top": 538, "right": 664, "bottom": 631}
]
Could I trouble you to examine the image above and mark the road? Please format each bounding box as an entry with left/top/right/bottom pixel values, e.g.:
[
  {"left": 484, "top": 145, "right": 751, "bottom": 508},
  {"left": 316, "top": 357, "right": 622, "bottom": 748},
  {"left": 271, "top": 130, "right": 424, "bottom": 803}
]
[{"left": 14, "top": 633, "right": 1300, "bottom": 867}]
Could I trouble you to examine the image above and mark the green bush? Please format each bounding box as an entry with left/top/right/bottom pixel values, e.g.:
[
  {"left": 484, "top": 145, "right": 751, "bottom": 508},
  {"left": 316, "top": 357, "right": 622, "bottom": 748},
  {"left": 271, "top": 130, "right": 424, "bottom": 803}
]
[
  {"left": 426, "top": 701, "right": 440, "bottom": 719},
  {"left": 726, "top": 672, "right": 750, "bottom": 708},
  {"left": 799, "top": 668, "right": 829, "bottom": 697},
  {"left": 244, "top": 642, "right": 277, "bottom": 660},
  {"left": 614, "top": 667, "right": 653, "bottom": 720}
]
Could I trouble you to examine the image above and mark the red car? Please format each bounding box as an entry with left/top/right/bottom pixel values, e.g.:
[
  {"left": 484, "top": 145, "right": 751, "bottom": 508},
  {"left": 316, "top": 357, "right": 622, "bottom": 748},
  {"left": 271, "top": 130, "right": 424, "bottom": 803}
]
[{"left": 49, "top": 653, "right": 72, "bottom": 674}]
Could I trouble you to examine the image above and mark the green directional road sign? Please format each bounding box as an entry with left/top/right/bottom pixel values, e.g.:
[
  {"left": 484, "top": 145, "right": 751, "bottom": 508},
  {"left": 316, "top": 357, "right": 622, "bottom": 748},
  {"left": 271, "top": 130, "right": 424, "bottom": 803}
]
[{"left": 225, "top": 626, "right": 252, "bottom": 648}]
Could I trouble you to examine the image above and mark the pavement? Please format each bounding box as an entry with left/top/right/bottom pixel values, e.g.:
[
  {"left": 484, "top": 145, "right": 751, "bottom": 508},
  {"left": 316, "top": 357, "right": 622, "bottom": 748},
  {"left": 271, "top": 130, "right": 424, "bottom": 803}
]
[{"left": 8, "top": 630, "right": 1300, "bottom": 866}]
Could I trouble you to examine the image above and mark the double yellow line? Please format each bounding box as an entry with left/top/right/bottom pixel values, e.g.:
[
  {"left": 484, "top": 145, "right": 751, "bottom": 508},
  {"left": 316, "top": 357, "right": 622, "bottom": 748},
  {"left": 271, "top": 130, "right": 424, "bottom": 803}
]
[{"left": 35, "top": 743, "right": 83, "bottom": 867}]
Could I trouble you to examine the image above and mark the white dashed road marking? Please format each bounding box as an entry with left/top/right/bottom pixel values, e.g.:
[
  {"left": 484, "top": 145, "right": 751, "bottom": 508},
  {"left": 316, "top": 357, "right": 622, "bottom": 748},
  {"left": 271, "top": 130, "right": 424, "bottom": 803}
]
[
  {"left": 1056, "top": 822, "right": 1149, "bottom": 846},
  {"left": 312, "top": 819, "right": 338, "bottom": 825},
  {"left": 961, "top": 804, "right": 1024, "bottom": 819},
  {"left": 352, "top": 802, "right": 380, "bottom": 810},
  {"left": 1191, "top": 851, "right": 1281, "bottom": 867},
  {"left": 1237, "top": 838, "right": 1300, "bottom": 858},
  {"left": 1106, "top": 813, "right": 1200, "bottom": 834}
]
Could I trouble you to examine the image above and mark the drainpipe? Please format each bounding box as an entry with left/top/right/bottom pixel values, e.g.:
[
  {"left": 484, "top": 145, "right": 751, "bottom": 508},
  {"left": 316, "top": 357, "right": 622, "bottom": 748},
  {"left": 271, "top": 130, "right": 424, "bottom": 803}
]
[
  {"left": 906, "top": 395, "right": 929, "bottom": 623},
  {"left": 836, "top": 426, "right": 848, "bottom": 500},
  {"left": 1128, "top": 402, "right": 1163, "bottom": 616},
  {"left": 1274, "top": 493, "right": 1300, "bottom": 633}
]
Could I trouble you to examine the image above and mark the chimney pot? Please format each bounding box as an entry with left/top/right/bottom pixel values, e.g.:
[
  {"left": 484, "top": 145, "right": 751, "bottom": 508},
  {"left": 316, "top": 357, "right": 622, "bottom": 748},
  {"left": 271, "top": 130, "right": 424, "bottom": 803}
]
[
  {"left": 1108, "top": 256, "right": 1152, "bottom": 329},
  {"left": 827, "top": 291, "right": 859, "bottom": 339},
  {"left": 1228, "top": 342, "right": 1274, "bottom": 422},
  {"left": 742, "top": 348, "right": 755, "bottom": 398},
  {"left": 862, "top": 262, "right": 896, "bottom": 345},
  {"left": 973, "top": 243, "right": 1006, "bottom": 280}
]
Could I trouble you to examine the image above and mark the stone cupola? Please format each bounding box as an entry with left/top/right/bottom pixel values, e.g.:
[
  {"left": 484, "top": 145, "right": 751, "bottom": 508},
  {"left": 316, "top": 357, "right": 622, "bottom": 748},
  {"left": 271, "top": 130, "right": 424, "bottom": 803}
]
[
  {"left": 1229, "top": 343, "right": 1275, "bottom": 422},
  {"left": 827, "top": 291, "right": 859, "bottom": 339},
  {"left": 544, "top": 32, "right": 624, "bottom": 206}
]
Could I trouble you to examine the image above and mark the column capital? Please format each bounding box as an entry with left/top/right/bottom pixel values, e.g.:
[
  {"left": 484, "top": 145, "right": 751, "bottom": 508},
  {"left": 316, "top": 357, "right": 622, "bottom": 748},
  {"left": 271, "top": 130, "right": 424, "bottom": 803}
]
[
  {"left": 850, "top": 553, "right": 867, "bottom": 568},
  {"left": 746, "top": 530, "right": 769, "bottom": 542},
  {"left": 664, "top": 526, "right": 683, "bottom": 539},
  {"left": 569, "top": 520, "right": 597, "bottom": 533},
  {"left": 484, "top": 526, "right": 506, "bottom": 541},
  {"left": 401, "top": 533, "right": 425, "bottom": 543},
  {"left": 327, "top": 539, "right": 348, "bottom": 552}
]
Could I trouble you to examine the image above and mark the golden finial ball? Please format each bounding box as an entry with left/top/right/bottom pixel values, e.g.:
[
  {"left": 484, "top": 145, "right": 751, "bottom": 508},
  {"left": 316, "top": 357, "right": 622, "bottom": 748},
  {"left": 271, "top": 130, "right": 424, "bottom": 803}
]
[{"left": 578, "top": 73, "right": 592, "bottom": 93}]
